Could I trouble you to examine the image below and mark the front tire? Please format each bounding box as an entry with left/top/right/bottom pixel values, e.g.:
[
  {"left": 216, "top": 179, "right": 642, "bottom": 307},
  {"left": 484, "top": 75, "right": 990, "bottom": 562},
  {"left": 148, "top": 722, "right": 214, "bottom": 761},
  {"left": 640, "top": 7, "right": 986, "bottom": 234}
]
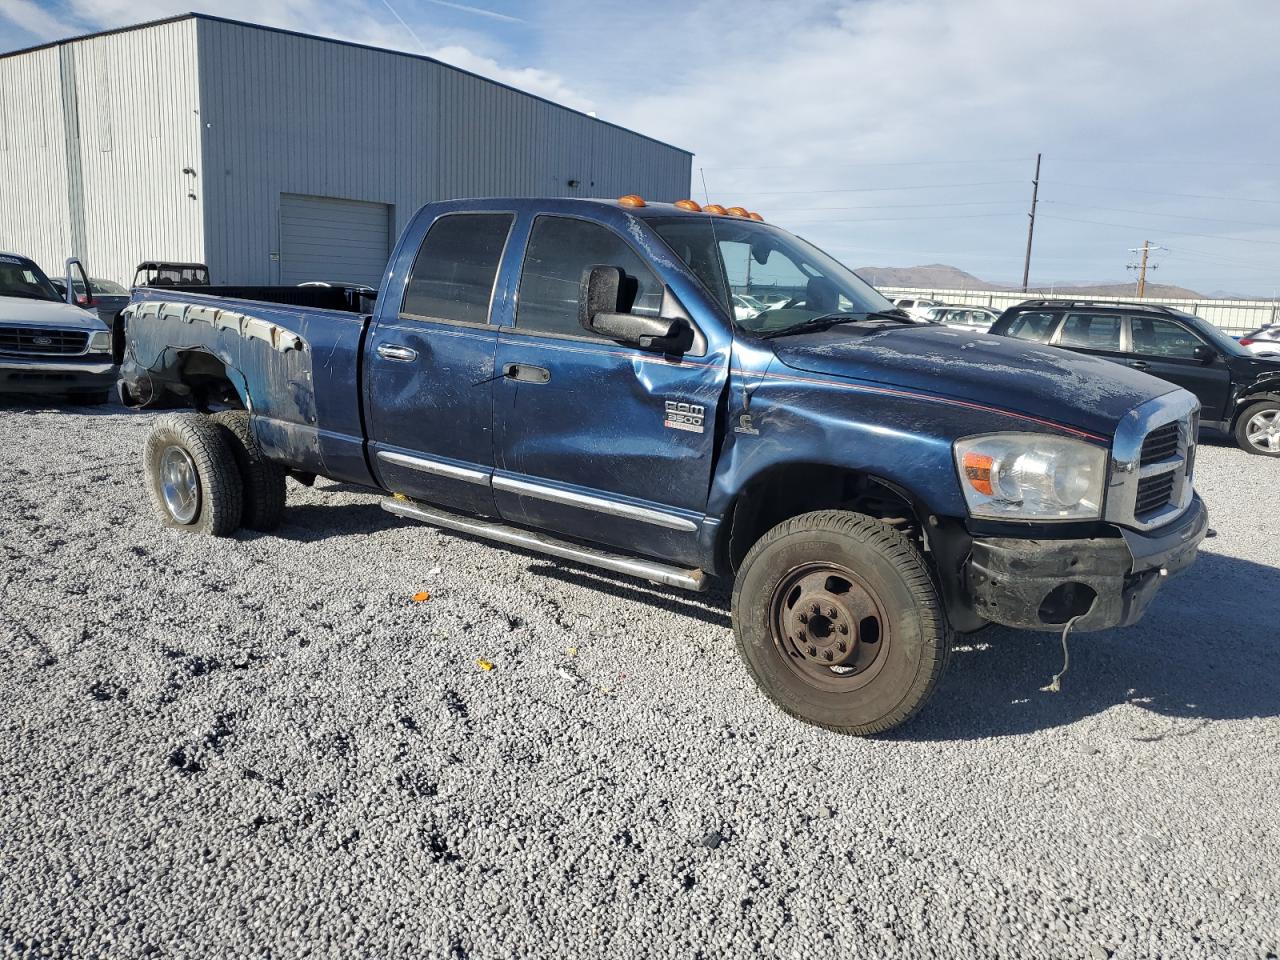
[
  {"left": 1235, "top": 401, "right": 1280, "bottom": 456},
  {"left": 144, "top": 414, "right": 243, "bottom": 536},
  {"left": 731, "top": 510, "right": 950, "bottom": 736}
]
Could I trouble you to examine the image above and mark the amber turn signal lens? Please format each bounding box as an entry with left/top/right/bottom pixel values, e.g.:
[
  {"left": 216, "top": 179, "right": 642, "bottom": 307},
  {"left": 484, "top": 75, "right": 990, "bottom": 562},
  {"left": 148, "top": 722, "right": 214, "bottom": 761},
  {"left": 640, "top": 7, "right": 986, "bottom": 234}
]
[
  {"left": 747, "top": 211, "right": 763, "bottom": 221},
  {"left": 674, "top": 199, "right": 702, "bottom": 212},
  {"left": 962, "top": 451, "right": 995, "bottom": 496},
  {"left": 703, "top": 204, "right": 727, "bottom": 215},
  {"left": 618, "top": 194, "right": 646, "bottom": 208}
]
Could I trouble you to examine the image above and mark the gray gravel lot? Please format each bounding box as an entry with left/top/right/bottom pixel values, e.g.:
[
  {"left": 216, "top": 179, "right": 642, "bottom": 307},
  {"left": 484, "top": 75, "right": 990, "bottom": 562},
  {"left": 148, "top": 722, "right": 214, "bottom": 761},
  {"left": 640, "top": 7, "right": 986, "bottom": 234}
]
[{"left": 1, "top": 400, "right": 1278, "bottom": 959}]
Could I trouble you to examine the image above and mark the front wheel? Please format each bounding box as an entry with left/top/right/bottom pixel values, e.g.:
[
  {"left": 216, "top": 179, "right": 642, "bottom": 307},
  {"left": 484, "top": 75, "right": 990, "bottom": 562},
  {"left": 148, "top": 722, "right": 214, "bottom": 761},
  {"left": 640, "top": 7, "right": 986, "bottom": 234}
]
[
  {"left": 1236, "top": 401, "right": 1280, "bottom": 456},
  {"left": 731, "top": 510, "right": 950, "bottom": 736}
]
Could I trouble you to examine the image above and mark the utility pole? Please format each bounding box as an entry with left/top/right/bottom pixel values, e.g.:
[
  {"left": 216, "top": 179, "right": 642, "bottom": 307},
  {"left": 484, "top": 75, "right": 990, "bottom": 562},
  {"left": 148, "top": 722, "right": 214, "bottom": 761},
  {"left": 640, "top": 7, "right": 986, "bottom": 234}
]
[
  {"left": 1126, "top": 241, "right": 1165, "bottom": 298},
  {"left": 1021, "top": 152, "right": 1041, "bottom": 293}
]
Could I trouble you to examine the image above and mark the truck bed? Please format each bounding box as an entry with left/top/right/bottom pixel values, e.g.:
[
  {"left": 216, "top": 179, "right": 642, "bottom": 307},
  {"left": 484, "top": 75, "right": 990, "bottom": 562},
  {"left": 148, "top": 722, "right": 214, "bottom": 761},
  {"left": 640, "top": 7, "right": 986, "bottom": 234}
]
[{"left": 122, "top": 286, "right": 375, "bottom": 487}]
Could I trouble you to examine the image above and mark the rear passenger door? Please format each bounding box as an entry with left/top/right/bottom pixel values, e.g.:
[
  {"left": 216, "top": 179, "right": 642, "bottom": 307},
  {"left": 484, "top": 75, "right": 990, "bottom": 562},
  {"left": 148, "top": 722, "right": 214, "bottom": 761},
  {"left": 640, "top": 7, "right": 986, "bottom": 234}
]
[
  {"left": 491, "top": 215, "right": 727, "bottom": 566},
  {"left": 1126, "top": 316, "right": 1233, "bottom": 418},
  {"left": 365, "top": 211, "right": 514, "bottom": 515},
  {"left": 1050, "top": 312, "right": 1126, "bottom": 365}
]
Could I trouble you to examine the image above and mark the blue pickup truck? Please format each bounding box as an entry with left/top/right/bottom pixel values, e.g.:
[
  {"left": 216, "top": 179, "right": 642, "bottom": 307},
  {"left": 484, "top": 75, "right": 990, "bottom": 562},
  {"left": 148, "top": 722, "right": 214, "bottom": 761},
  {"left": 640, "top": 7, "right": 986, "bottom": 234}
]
[{"left": 118, "top": 196, "right": 1208, "bottom": 735}]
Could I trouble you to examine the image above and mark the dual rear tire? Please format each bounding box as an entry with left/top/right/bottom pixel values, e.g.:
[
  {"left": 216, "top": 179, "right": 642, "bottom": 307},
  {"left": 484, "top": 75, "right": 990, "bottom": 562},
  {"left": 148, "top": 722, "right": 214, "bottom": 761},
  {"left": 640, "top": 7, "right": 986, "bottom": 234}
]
[{"left": 143, "top": 411, "right": 286, "bottom": 535}]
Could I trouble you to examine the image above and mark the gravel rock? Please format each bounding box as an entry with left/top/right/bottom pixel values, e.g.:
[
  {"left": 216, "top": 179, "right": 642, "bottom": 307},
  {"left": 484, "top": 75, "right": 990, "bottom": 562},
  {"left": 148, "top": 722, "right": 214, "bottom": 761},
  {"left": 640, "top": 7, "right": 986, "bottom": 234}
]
[{"left": 1, "top": 403, "right": 1277, "bottom": 958}]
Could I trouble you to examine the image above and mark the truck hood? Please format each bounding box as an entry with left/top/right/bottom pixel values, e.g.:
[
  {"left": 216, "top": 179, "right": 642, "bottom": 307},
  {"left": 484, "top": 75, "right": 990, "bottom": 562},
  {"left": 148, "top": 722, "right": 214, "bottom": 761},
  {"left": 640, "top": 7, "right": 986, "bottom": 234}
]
[
  {"left": 0, "top": 296, "right": 108, "bottom": 331},
  {"left": 769, "top": 324, "right": 1177, "bottom": 439}
]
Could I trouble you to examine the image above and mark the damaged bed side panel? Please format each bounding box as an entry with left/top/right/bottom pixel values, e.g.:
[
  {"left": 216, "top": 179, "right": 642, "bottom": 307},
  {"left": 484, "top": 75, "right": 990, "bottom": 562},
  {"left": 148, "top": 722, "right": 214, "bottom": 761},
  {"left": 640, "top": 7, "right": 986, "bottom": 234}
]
[{"left": 120, "top": 289, "right": 374, "bottom": 486}]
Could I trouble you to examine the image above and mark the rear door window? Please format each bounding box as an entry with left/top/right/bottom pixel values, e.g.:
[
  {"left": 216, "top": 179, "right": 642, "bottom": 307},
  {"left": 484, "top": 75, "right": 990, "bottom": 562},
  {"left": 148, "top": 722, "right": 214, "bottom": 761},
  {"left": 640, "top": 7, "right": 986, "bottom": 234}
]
[
  {"left": 1004, "top": 311, "right": 1059, "bottom": 343},
  {"left": 1057, "top": 313, "right": 1122, "bottom": 351},
  {"left": 1129, "top": 317, "right": 1206, "bottom": 359},
  {"left": 401, "top": 213, "right": 514, "bottom": 325}
]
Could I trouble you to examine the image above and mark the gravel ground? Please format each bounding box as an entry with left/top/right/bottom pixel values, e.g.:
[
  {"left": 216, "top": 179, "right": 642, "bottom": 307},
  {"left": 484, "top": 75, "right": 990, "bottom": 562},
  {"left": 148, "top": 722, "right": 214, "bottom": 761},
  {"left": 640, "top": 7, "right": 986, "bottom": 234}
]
[{"left": 1, "top": 399, "right": 1277, "bottom": 960}]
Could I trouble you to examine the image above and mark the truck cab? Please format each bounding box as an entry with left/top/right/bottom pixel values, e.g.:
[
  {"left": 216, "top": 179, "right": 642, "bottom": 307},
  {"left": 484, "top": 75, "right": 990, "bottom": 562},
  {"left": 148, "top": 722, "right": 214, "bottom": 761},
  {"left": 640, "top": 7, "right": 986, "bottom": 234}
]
[{"left": 119, "top": 196, "right": 1208, "bottom": 735}]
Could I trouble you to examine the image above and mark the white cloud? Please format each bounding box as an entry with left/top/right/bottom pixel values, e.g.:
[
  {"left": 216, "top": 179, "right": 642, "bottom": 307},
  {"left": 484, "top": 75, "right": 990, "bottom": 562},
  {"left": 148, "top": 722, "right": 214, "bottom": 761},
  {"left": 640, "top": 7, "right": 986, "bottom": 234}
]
[{"left": 0, "top": 0, "right": 75, "bottom": 40}]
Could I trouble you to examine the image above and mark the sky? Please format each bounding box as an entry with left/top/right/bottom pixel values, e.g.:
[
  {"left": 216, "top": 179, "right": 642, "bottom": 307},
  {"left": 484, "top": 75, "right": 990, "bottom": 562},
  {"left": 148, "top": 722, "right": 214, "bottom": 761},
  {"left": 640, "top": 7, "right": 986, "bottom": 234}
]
[{"left": 3, "top": 0, "right": 1280, "bottom": 295}]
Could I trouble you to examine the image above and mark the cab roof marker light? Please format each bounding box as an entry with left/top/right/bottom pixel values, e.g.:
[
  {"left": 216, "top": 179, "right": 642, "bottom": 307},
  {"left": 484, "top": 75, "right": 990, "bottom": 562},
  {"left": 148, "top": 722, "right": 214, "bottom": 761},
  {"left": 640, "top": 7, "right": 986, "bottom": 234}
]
[
  {"left": 703, "top": 204, "right": 727, "bottom": 215},
  {"left": 747, "top": 211, "right": 764, "bottom": 221},
  {"left": 618, "top": 194, "right": 646, "bottom": 208},
  {"left": 726, "top": 206, "right": 749, "bottom": 218},
  {"left": 674, "top": 199, "right": 702, "bottom": 212}
]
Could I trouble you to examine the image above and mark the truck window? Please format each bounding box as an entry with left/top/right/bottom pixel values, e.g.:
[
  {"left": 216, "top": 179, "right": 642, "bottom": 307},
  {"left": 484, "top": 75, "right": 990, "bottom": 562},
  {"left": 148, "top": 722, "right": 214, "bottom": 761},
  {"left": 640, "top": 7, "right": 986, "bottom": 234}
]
[
  {"left": 1004, "top": 311, "right": 1058, "bottom": 343},
  {"left": 1130, "top": 317, "right": 1206, "bottom": 359},
  {"left": 1058, "top": 313, "right": 1122, "bottom": 351},
  {"left": 516, "top": 216, "right": 663, "bottom": 339},
  {"left": 401, "top": 213, "right": 514, "bottom": 325}
]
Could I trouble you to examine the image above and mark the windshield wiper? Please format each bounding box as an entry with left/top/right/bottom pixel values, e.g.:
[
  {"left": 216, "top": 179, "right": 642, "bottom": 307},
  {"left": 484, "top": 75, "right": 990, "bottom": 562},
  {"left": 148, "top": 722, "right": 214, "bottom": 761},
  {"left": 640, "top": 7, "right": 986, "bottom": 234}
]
[{"left": 759, "top": 309, "right": 912, "bottom": 340}]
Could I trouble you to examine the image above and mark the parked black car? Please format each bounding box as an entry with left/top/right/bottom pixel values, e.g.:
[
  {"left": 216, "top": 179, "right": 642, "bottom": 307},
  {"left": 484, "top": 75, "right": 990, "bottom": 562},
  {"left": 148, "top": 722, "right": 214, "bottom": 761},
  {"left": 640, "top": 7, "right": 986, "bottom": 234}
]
[{"left": 990, "top": 300, "right": 1280, "bottom": 456}]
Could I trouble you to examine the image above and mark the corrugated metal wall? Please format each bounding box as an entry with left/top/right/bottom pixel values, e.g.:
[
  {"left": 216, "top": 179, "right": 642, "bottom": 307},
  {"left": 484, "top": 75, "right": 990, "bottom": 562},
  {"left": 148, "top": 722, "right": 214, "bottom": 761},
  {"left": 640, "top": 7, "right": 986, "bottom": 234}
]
[
  {"left": 0, "top": 20, "right": 204, "bottom": 287},
  {"left": 196, "top": 18, "right": 692, "bottom": 284}
]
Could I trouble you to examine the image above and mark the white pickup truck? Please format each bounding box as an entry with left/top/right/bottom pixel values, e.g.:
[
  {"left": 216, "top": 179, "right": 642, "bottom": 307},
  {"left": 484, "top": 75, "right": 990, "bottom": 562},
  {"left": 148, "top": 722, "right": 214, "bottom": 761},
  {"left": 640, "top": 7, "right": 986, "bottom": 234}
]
[{"left": 0, "top": 254, "right": 117, "bottom": 404}]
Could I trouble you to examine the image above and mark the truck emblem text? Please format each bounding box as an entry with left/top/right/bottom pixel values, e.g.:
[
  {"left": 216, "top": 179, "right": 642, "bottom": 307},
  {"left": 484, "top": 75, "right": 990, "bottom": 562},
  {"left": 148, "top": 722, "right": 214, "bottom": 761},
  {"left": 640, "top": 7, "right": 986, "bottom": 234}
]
[{"left": 664, "top": 400, "right": 705, "bottom": 434}]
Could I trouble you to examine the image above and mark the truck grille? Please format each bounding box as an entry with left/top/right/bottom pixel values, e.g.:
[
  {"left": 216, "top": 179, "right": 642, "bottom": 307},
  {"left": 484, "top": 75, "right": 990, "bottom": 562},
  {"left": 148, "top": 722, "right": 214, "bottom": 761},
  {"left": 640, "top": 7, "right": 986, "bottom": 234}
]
[
  {"left": 1106, "top": 394, "right": 1199, "bottom": 532},
  {"left": 1140, "top": 422, "right": 1179, "bottom": 465},
  {"left": 0, "top": 327, "right": 89, "bottom": 356},
  {"left": 1135, "top": 471, "right": 1177, "bottom": 518}
]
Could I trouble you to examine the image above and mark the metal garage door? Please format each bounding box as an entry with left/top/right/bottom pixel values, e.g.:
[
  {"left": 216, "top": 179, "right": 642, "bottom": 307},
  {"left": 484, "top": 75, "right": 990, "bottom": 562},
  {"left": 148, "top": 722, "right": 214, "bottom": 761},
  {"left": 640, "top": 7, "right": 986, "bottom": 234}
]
[{"left": 278, "top": 194, "right": 392, "bottom": 287}]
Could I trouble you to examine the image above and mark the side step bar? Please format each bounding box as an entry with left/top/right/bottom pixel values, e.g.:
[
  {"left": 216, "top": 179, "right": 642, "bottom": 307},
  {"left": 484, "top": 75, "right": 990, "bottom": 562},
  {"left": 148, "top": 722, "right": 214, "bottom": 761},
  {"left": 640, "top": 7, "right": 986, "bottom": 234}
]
[{"left": 380, "top": 498, "right": 708, "bottom": 592}]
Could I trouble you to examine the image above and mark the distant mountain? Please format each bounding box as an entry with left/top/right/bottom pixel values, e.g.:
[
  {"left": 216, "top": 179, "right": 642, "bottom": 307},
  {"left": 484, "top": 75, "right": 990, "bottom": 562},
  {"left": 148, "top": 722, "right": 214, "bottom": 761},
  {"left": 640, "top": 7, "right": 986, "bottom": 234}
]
[{"left": 856, "top": 263, "right": 1207, "bottom": 301}]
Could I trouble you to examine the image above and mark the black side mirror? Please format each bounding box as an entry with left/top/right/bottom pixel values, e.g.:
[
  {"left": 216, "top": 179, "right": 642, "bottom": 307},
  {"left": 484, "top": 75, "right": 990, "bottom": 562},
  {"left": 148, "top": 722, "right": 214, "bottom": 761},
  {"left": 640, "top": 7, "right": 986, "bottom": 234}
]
[
  {"left": 578, "top": 265, "right": 691, "bottom": 353},
  {"left": 1192, "top": 344, "right": 1215, "bottom": 364}
]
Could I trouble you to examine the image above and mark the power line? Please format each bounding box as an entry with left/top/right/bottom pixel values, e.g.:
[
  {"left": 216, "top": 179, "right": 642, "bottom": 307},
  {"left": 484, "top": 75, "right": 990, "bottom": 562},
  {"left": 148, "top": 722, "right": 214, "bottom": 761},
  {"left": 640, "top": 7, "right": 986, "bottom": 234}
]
[
  {"left": 735, "top": 180, "right": 1024, "bottom": 197},
  {"left": 780, "top": 212, "right": 1024, "bottom": 225},
  {"left": 763, "top": 199, "right": 1025, "bottom": 212},
  {"left": 1044, "top": 199, "right": 1280, "bottom": 229},
  {"left": 1039, "top": 214, "right": 1280, "bottom": 247},
  {"left": 705, "top": 158, "right": 1029, "bottom": 171},
  {"left": 1052, "top": 181, "right": 1280, "bottom": 206}
]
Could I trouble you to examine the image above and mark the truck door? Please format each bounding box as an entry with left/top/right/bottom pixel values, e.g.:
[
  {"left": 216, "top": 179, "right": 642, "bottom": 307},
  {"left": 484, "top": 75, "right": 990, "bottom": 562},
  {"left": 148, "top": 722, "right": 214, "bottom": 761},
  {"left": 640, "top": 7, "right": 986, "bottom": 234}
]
[
  {"left": 364, "top": 212, "right": 514, "bottom": 515},
  {"left": 492, "top": 214, "right": 727, "bottom": 566}
]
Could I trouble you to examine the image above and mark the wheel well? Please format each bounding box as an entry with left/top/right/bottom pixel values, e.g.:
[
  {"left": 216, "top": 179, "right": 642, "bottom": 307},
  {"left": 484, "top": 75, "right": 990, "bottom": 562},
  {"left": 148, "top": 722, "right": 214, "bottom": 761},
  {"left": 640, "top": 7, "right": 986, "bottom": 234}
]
[
  {"left": 153, "top": 350, "right": 246, "bottom": 411},
  {"left": 723, "top": 464, "right": 926, "bottom": 573},
  {"left": 1231, "top": 393, "right": 1280, "bottom": 429}
]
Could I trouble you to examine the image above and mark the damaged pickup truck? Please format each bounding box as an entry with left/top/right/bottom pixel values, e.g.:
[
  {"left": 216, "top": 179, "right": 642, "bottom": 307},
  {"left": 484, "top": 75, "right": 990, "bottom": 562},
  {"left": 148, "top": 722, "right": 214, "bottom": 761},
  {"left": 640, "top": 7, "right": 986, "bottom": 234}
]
[{"left": 118, "top": 196, "right": 1208, "bottom": 735}]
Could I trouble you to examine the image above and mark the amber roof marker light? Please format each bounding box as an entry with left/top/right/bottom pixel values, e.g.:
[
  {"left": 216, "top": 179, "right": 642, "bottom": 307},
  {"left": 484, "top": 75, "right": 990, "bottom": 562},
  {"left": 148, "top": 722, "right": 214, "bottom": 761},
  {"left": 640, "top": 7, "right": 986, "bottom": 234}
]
[
  {"left": 747, "top": 211, "right": 764, "bottom": 221},
  {"left": 703, "top": 204, "right": 727, "bottom": 215},
  {"left": 674, "top": 199, "right": 702, "bottom": 212},
  {"left": 726, "top": 206, "right": 749, "bottom": 218},
  {"left": 618, "top": 194, "right": 647, "bottom": 208}
]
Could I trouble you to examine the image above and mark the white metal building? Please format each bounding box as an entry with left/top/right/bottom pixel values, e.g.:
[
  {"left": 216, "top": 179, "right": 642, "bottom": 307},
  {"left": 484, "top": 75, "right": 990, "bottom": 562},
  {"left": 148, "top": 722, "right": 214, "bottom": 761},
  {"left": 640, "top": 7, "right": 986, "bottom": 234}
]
[{"left": 0, "top": 14, "right": 693, "bottom": 288}]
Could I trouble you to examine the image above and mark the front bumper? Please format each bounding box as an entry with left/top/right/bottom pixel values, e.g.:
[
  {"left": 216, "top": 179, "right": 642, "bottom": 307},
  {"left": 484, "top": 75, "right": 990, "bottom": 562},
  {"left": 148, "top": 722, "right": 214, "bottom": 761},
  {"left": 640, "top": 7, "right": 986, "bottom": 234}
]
[
  {"left": 965, "top": 494, "right": 1208, "bottom": 632},
  {"left": 0, "top": 357, "right": 118, "bottom": 395}
]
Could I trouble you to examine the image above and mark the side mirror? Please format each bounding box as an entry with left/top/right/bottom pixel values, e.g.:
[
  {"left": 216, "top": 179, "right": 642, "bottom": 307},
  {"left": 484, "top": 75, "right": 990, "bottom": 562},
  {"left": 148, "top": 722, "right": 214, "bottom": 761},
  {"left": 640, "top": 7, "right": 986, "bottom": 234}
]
[
  {"left": 1192, "top": 344, "right": 1215, "bottom": 364},
  {"left": 578, "top": 265, "right": 691, "bottom": 353},
  {"left": 65, "top": 258, "right": 94, "bottom": 308}
]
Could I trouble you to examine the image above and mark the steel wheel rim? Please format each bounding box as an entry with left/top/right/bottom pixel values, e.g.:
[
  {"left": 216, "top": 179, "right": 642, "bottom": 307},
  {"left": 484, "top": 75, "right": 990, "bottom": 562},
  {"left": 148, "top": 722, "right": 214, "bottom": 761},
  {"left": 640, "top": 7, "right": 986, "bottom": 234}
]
[
  {"left": 1245, "top": 410, "right": 1280, "bottom": 453},
  {"left": 160, "top": 445, "right": 200, "bottom": 524},
  {"left": 768, "top": 561, "right": 891, "bottom": 694}
]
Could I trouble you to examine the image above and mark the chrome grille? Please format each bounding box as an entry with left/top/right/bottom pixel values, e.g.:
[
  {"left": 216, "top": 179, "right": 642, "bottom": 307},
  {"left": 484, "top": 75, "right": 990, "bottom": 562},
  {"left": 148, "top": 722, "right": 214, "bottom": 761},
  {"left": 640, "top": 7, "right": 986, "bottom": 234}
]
[
  {"left": 1140, "top": 422, "right": 1179, "bottom": 465},
  {"left": 0, "top": 326, "right": 89, "bottom": 357},
  {"left": 1105, "top": 392, "right": 1199, "bottom": 532}
]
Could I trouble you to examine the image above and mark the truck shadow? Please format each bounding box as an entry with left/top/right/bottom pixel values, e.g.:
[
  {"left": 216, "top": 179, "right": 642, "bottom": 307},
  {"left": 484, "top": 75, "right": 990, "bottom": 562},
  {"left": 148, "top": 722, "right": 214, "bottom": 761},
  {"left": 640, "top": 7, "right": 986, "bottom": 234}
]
[{"left": 898, "top": 550, "right": 1280, "bottom": 741}]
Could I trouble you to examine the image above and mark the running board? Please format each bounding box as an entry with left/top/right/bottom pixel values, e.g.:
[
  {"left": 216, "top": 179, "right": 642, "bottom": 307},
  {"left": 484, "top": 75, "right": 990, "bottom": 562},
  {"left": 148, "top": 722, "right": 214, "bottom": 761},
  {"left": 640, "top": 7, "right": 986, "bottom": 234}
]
[{"left": 380, "top": 498, "right": 708, "bottom": 592}]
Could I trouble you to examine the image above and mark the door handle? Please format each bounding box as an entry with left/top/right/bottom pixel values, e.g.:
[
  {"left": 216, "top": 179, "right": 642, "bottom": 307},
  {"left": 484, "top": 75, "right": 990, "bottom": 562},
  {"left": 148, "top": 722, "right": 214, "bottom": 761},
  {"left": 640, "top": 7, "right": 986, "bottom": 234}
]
[
  {"left": 377, "top": 343, "right": 417, "bottom": 362},
  {"left": 1128, "top": 360, "right": 1149, "bottom": 370},
  {"left": 503, "top": 363, "right": 550, "bottom": 384}
]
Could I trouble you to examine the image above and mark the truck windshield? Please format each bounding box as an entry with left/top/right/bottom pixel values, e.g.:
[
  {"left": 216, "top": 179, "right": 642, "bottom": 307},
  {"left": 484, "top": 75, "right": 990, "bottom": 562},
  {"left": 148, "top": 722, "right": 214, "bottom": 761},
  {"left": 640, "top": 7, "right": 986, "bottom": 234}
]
[
  {"left": 0, "top": 256, "right": 61, "bottom": 302},
  {"left": 646, "top": 216, "right": 894, "bottom": 336}
]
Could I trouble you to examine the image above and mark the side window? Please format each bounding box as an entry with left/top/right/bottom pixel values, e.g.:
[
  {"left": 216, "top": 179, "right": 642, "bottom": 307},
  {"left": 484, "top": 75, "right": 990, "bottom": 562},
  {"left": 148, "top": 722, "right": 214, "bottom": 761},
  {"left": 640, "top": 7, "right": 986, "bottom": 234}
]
[
  {"left": 401, "top": 213, "right": 514, "bottom": 325},
  {"left": 517, "top": 216, "right": 663, "bottom": 339},
  {"left": 1004, "top": 311, "right": 1059, "bottom": 343},
  {"left": 1130, "top": 317, "right": 1206, "bottom": 359},
  {"left": 1057, "top": 313, "right": 1122, "bottom": 351}
]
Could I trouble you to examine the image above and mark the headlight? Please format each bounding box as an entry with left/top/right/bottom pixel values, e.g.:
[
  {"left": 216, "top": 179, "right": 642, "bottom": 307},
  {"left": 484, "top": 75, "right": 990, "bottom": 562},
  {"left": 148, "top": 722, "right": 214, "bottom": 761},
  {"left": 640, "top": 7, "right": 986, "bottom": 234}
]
[
  {"left": 88, "top": 331, "right": 111, "bottom": 354},
  {"left": 954, "top": 433, "right": 1107, "bottom": 520}
]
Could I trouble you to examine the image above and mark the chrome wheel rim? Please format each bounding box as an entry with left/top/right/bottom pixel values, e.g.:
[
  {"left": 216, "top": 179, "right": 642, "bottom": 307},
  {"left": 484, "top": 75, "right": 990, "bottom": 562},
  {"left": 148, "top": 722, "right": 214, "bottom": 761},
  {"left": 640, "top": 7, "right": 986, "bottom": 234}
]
[
  {"left": 1245, "top": 410, "right": 1280, "bottom": 453},
  {"left": 160, "top": 445, "right": 200, "bottom": 523}
]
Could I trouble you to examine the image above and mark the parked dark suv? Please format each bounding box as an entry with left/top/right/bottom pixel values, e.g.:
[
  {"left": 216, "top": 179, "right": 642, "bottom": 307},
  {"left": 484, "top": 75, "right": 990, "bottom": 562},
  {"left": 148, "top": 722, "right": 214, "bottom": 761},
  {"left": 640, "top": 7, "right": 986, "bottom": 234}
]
[{"left": 990, "top": 300, "right": 1280, "bottom": 456}]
